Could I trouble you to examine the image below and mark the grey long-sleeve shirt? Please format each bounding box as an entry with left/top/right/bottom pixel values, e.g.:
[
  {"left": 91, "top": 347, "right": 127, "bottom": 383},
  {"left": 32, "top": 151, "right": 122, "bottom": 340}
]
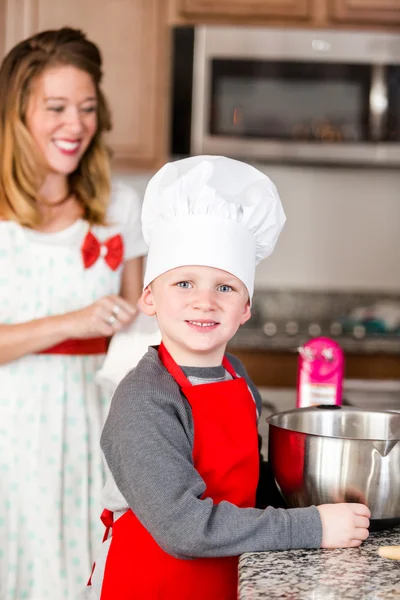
[{"left": 100, "top": 347, "right": 322, "bottom": 559}]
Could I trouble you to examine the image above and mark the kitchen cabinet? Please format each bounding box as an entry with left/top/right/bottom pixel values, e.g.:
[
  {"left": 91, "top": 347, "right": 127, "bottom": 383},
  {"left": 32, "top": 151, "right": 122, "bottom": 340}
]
[
  {"left": 0, "top": 1, "right": 4, "bottom": 57},
  {"left": 4, "top": 0, "right": 169, "bottom": 170},
  {"left": 169, "top": 0, "right": 400, "bottom": 29},
  {"left": 175, "top": 0, "right": 313, "bottom": 21},
  {"left": 331, "top": 0, "right": 400, "bottom": 25}
]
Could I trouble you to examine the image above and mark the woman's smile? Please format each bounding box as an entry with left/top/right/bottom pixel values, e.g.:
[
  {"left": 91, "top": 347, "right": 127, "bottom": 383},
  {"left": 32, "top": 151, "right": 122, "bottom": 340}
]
[{"left": 53, "top": 138, "right": 82, "bottom": 155}]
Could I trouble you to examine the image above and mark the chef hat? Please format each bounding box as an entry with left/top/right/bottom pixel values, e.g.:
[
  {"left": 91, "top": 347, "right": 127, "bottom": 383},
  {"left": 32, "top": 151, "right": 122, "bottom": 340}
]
[{"left": 142, "top": 155, "right": 286, "bottom": 299}]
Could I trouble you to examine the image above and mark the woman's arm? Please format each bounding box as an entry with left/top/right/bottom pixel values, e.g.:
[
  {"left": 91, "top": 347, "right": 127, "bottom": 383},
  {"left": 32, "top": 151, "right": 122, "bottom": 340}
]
[
  {"left": 0, "top": 235, "right": 143, "bottom": 367},
  {"left": 120, "top": 256, "right": 144, "bottom": 307},
  {"left": 0, "top": 293, "right": 137, "bottom": 366},
  {"left": 0, "top": 314, "right": 74, "bottom": 365}
]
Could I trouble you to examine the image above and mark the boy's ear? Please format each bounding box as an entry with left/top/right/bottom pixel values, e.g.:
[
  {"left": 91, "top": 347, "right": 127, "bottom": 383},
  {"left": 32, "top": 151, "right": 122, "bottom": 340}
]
[
  {"left": 240, "top": 300, "right": 251, "bottom": 326},
  {"left": 138, "top": 286, "right": 156, "bottom": 316}
]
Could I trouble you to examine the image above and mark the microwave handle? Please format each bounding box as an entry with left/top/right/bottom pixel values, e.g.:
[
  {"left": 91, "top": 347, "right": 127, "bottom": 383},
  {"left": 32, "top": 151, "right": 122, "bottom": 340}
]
[{"left": 369, "top": 64, "right": 388, "bottom": 141}]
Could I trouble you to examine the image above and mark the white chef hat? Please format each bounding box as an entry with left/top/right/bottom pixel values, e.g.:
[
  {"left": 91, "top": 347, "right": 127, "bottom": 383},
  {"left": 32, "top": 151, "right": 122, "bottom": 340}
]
[{"left": 142, "top": 155, "right": 286, "bottom": 299}]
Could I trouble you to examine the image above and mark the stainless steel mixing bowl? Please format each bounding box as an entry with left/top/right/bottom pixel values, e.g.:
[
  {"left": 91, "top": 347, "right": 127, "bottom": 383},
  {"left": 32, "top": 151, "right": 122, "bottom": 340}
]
[{"left": 266, "top": 406, "right": 400, "bottom": 525}]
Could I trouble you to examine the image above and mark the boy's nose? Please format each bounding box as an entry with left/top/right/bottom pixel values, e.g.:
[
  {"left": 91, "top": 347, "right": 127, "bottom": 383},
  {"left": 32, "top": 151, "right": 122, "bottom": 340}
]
[{"left": 192, "top": 290, "right": 216, "bottom": 311}]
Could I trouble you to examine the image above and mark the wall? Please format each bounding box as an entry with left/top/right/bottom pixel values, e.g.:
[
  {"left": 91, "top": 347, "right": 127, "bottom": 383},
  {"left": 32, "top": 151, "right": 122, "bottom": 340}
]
[{"left": 115, "top": 163, "right": 400, "bottom": 292}]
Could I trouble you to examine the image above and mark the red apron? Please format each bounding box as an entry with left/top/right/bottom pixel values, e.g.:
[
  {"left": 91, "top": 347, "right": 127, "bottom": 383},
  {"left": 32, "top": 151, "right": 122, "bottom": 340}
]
[{"left": 99, "top": 343, "right": 259, "bottom": 600}]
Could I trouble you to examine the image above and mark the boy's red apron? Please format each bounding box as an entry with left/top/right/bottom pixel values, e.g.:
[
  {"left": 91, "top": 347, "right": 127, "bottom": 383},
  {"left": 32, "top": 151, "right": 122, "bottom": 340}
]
[{"left": 98, "top": 343, "right": 259, "bottom": 600}]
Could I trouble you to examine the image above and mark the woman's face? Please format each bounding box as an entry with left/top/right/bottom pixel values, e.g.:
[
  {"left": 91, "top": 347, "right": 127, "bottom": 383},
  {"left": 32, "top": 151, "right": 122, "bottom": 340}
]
[{"left": 25, "top": 64, "right": 98, "bottom": 176}]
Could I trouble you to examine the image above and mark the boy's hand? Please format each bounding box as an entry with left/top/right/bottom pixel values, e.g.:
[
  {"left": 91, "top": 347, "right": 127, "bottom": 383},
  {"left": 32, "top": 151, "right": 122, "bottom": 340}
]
[{"left": 317, "top": 503, "right": 371, "bottom": 548}]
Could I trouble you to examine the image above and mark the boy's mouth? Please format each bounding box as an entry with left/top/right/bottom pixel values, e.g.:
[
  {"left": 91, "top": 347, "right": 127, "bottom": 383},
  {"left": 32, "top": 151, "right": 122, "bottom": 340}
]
[{"left": 186, "top": 320, "right": 219, "bottom": 328}]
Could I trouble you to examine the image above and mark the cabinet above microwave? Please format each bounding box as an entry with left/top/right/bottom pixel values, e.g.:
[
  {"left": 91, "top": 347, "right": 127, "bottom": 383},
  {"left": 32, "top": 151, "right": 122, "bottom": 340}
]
[
  {"left": 171, "top": 26, "right": 400, "bottom": 166},
  {"left": 170, "top": 1, "right": 400, "bottom": 32}
]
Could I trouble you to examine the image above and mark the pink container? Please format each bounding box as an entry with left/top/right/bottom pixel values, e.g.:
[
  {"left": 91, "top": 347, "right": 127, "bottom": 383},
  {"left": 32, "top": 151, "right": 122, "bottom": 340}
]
[{"left": 296, "top": 337, "right": 344, "bottom": 408}]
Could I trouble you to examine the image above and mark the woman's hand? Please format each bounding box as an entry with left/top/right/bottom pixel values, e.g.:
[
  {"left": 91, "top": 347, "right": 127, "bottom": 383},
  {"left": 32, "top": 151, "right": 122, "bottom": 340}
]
[
  {"left": 66, "top": 294, "right": 137, "bottom": 339},
  {"left": 0, "top": 295, "right": 137, "bottom": 365}
]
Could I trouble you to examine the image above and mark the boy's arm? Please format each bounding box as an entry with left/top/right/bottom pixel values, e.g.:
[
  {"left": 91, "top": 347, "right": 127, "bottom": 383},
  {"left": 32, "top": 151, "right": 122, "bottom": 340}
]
[{"left": 101, "top": 354, "right": 322, "bottom": 560}]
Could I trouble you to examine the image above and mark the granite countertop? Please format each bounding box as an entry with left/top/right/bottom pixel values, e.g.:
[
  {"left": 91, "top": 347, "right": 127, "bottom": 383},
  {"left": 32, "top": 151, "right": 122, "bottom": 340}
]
[{"left": 239, "top": 527, "right": 400, "bottom": 599}]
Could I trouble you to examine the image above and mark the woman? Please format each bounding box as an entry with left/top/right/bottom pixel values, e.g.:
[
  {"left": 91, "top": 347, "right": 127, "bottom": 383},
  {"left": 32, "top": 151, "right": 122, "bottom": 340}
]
[{"left": 0, "top": 28, "right": 146, "bottom": 599}]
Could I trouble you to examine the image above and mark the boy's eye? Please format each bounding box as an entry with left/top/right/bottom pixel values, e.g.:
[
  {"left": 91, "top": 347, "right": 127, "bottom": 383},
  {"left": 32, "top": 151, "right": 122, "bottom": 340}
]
[
  {"left": 176, "top": 281, "right": 192, "bottom": 289},
  {"left": 218, "top": 284, "right": 233, "bottom": 293}
]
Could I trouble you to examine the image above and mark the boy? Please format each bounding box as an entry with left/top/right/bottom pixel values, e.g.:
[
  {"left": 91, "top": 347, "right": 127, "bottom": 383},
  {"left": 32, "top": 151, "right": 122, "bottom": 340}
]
[{"left": 87, "top": 156, "right": 370, "bottom": 600}]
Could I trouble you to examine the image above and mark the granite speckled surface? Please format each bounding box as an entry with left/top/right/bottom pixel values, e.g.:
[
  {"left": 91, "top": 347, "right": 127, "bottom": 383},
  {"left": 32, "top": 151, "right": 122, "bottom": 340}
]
[{"left": 239, "top": 528, "right": 400, "bottom": 599}]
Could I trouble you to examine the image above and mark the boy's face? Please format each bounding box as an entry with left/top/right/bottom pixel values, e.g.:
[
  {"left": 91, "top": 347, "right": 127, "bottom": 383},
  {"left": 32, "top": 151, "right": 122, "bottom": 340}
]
[{"left": 140, "top": 265, "right": 251, "bottom": 367}]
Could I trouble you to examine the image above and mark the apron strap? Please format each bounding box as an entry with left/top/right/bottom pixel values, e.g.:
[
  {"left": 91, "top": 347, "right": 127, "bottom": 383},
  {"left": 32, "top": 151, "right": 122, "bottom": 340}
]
[
  {"left": 158, "top": 343, "right": 190, "bottom": 388},
  {"left": 222, "top": 355, "right": 239, "bottom": 379},
  {"left": 87, "top": 509, "right": 114, "bottom": 587}
]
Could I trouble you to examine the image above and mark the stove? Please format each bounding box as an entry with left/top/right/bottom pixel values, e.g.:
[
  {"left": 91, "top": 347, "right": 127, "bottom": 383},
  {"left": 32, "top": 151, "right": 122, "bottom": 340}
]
[
  {"left": 231, "top": 316, "right": 400, "bottom": 355},
  {"left": 260, "top": 319, "right": 397, "bottom": 340}
]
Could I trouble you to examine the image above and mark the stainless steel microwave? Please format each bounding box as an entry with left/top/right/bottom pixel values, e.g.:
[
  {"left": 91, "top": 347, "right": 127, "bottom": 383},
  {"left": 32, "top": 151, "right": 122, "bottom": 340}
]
[{"left": 170, "top": 26, "right": 400, "bottom": 166}]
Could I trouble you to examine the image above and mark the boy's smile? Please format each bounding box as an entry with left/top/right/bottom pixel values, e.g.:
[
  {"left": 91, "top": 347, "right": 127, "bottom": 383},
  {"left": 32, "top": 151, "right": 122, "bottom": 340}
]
[
  {"left": 140, "top": 265, "right": 251, "bottom": 367},
  {"left": 187, "top": 319, "right": 219, "bottom": 331}
]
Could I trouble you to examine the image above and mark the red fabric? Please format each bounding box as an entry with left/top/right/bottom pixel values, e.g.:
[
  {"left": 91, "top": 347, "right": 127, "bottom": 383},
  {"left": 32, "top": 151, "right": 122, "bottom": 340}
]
[
  {"left": 100, "top": 509, "right": 114, "bottom": 543},
  {"left": 37, "top": 337, "right": 107, "bottom": 355},
  {"left": 268, "top": 427, "right": 305, "bottom": 493},
  {"left": 81, "top": 231, "right": 124, "bottom": 270},
  {"left": 98, "top": 342, "right": 259, "bottom": 600}
]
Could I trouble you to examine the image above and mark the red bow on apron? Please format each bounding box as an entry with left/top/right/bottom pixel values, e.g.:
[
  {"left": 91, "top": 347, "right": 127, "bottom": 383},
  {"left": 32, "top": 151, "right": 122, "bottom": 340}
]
[
  {"left": 97, "top": 343, "right": 259, "bottom": 600},
  {"left": 81, "top": 231, "right": 124, "bottom": 270}
]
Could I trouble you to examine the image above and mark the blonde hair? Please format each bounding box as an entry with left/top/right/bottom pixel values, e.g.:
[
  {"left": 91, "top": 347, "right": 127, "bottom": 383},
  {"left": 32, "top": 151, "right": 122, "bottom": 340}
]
[{"left": 0, "top": 27, "right": 112, "bottom": 227}]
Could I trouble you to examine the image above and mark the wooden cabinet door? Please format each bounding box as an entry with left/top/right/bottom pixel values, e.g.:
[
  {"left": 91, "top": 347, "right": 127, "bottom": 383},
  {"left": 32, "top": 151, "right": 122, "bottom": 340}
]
[
  {"left": 177, "top": 0, "right": 312, "bottom": 20},
  {"left": 331, "top": 0, "right": 400, "bottom": 25},
  {"left": 5, "top": 0, "right": 168, "bottom": 170},
  {"left": 0, "top": 0, "right": 5, "bottom": 57}
]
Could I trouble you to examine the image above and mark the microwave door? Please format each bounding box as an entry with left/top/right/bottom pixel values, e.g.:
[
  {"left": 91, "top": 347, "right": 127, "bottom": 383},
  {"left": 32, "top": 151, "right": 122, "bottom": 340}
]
[{"left": 193, "top": 59, "right": 372, "bottom": 165}]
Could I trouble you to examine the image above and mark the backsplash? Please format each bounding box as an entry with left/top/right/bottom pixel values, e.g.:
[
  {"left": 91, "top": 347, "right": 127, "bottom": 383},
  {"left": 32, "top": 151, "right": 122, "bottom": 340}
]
[
  {"left": 231, "top": 289, "right": 400, "bottom": 354},
  {"left": 114, "top": 161, "right": 400, "bottom": 292},
  {"left": 250, "top": 289, "right": 400, "bottom": 324}
]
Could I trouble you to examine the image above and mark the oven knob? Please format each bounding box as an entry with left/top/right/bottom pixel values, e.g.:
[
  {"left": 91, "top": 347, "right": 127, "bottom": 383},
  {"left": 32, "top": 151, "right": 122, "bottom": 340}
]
[
  {"left": 308, "top": 323, "right": 321, "bottom": 337},
  {"left": 330, "top": 321, "right": 343, "bottom": 336},
  {"left": 285, "top": 321, "right": 299, "bottom": 336},
  {"left": 263, "top": 322, "right": 277, "bottom": 337}
]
